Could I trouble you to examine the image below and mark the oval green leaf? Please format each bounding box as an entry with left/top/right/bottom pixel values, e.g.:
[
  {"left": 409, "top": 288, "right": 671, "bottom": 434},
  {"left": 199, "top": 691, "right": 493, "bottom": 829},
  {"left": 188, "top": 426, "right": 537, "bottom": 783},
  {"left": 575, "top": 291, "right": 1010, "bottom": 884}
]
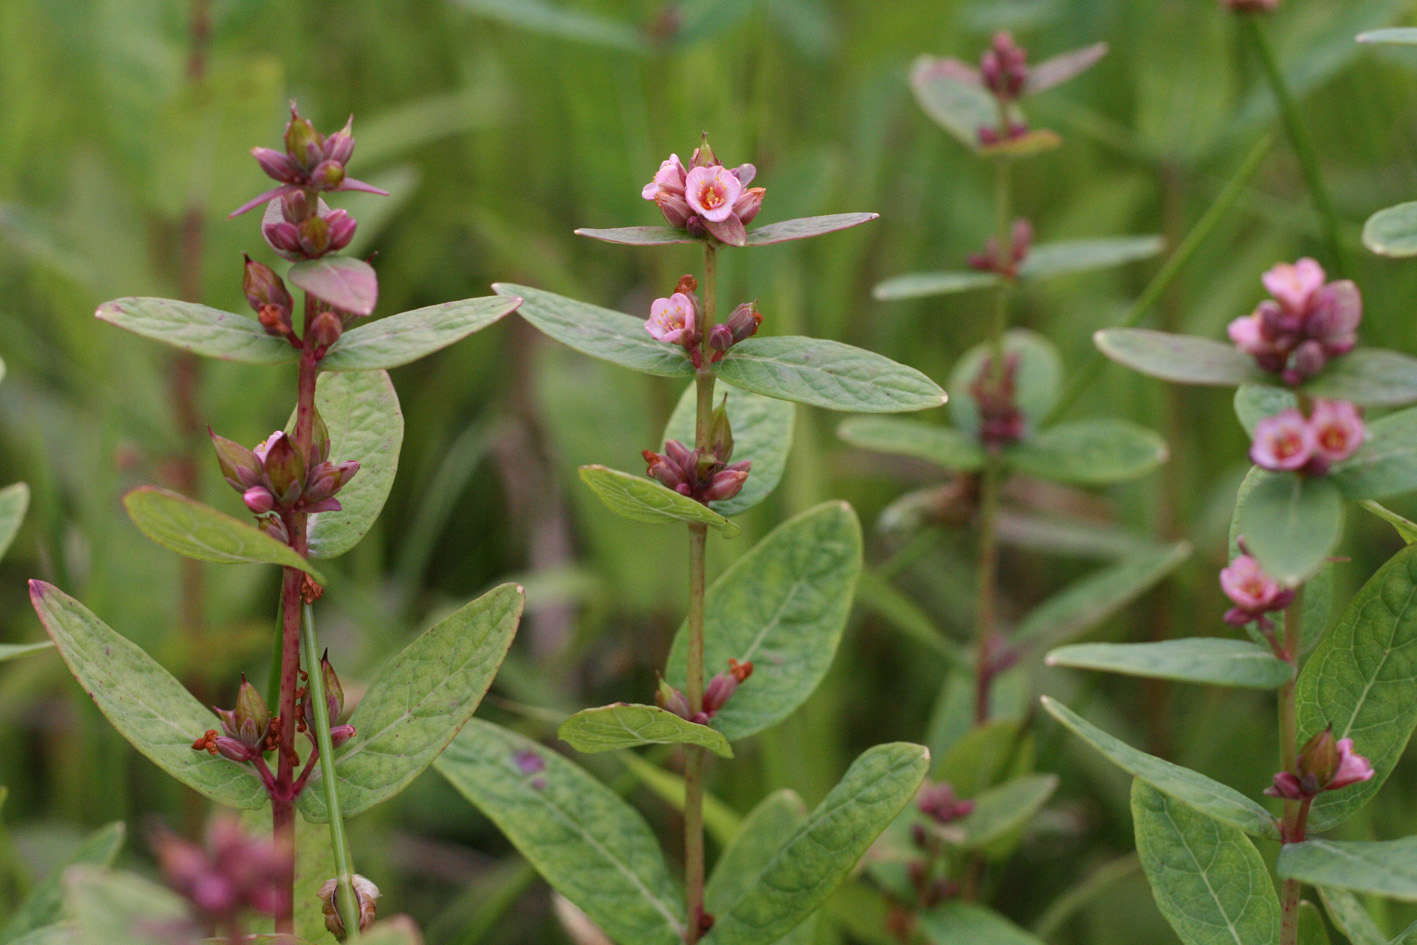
[
  {"left": 299, "top": 583, "right": 523, "bottom": 822},
  {"left": 872, "top": 270, "right": 1001, "bottom": 301},
  {"left": 1232, "top": 470, "right": 1342, "bottom": 585},
  {"left": 435, "top": 719, "right": 684, "bottom": 945},
  {"left": 558, "top": 704, "right": 733, "bottom": 759},
  {"left": 1364, "top": 201, "right": 1417, "bottom": 257},
  {"left": 495, "top": 283, "right": 695, "bottom": 377},
  {"left": 705, "top": 790, "right": 808, "bottom": 918},
  {"left": 919, "top": 902, "right": 1047, "bottom": 945},
  {"left": 64, "top": 867, "right": 191, "bottom": 945},
  {"left": 740, "top": 213, "right": 879, "bottom": 245},
  {"left": 122, "top": 486, "right": 325, "bottom": 583},
  {"left": 574, "top": 226, "right": 701, "bottom": 246},
  {"left": 704, "top": 742, "right": 929, "bottom": 945},
  {"left": 952, "top": 774, "right": 1058, "bottom": 855},
  {"left": 1008, "top": 418, "right": 1168, "bottom": 486},
  {"left": 1132, "top": 781, "right": 1281, "bottom": 945},
  {"left": 29, "top": 581, "right": 267, "bottom": 809},
  {"left": 320, "top": 295, "right": 519, "bottom": 371},
  {"left": 578, "top": 465, "right": 739, "bottom": 536},
  {"left": 1297, "top": 542, "right": 1417, "bottom": 831},
  {"left": 664, "top": 382, "right": 794, "bottom": 516},
  {"left": 1046, "top": 639, "right": 1293, "bottom": 688},
  {"left": 1018, "top": 236, "right": 1164, "bottom": 280},
  {"left": 1, "top": 822, "right": 125, "bottom": 943},
  {"left": 288, "top": 256, "right": 378, "bottom": 316},
  {"left": 1041, "top": 697, "right": 1279, "bottom": 839},
  {"left": 950, "top": 330, "right": 1060, "bottom": 437},
  {"left": 910, "top": 56, "right": 998, "bottom": 149},
  {"left": 1317, "top": 887, "right": 1387, "bottom": 945},
  {"left": 1278, "top": 838, "right": 1417, "bottom": 902},
  {"left": 838, "top": 416, "right": 985, "bottom": 473},
  {"left": 0, "top": 481, "right": 30, "bottom": 561},
  {"left": 95, "top": 298, "right": 296, "bottom": 364},
  {"left": 666, "top": 502, "right": 862, "bottom": 741},
  {"left": 1235, "top": 383, "right": 1297, "bottom": 436},
  {"left": 1304, "top": 349, "right": 1417, "bottom": 407},
  {"left": 1333, "top": 405, "right": 1417, "bottom": 500},
  {"left": 717, "top": 337, "right": 946, "bottom": 413},
  {"left": 1095, "top": 328, "right": 1265, "bottom": 386}
]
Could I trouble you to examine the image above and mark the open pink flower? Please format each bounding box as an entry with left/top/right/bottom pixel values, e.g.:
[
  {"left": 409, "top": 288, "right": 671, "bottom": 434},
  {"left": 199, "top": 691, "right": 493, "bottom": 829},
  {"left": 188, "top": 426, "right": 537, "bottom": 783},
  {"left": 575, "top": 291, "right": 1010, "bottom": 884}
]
[
  {"left": 642, "top": 154, "right": 687, "bottom": 200},
  {"left": 1266, "top": 727, "right": 1374, "bottom": 800},
  {"left": 1219, "top": 553, "right": 1292, "bottom": 627},
  {"left": 642, "top": 140, "right": 763, "bottom": 246},
  {"left": 1250, "top": 410, "right": 1315, "bottom": 471},
  {"left": 1231, "top": 258, "right": 1363, "bottom": 384},
  {"left": 645, "top": 292, "right": 698, "bottom": 346},
  {"left": 1262, "top": 258, "right": 1326, "bottom": 313},
  {"left": 685, "top": 166, "right": 742, "bottom": 223},
  {"left": 1309, "top": 399, "right": 1365, "bottom": 465}
]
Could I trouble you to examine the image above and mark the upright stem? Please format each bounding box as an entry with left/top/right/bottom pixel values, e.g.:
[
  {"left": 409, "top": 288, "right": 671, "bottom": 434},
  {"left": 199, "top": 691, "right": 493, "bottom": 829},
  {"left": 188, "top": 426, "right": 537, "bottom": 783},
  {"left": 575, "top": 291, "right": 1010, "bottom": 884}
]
[
  {"left": 1277, "top": 587, "right": 1305, "bottom": 945},
  {"left": 1241, "top": 17, "right": 1348, "bottom": 277}
]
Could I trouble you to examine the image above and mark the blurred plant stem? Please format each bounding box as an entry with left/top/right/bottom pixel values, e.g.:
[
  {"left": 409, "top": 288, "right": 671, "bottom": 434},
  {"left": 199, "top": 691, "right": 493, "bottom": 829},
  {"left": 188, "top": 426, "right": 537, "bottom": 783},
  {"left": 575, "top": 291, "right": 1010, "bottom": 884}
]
[
  {"left": 1277, "top": 586, "right": 1304, "bottom": 945},
  {"left": 1241, "top": 16, "right": 1348, "bottom": 277}
]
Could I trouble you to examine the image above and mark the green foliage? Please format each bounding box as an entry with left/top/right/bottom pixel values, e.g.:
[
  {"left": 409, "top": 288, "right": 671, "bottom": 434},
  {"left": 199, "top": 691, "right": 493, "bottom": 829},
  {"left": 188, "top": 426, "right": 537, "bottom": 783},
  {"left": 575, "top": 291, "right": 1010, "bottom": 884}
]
[
  {"left": 1318, "top": 887, "right": 1388, "bottom": 945},
  {"left": 1364, "top": 201, "right": 1417, "bottom": 257},
  {"left": 1305, "top": 351, "right": 1417, "bottom": 407},
  {"left": 704, "top": 791, "right": 809, "bottom": 926},
  {"left": 1095, "top": 328, "right": 1263, "bottom": 386},
  {"left": 0, "top": 642, "right": 50, "bottom": 664},
  {"left": 94, "top": 298, "right": 297, "bottom": 364},
  {"left": 1333, "top": 405, "right": 1417, "bottom": 500},
  {"left": 837, "top": 416, "right": 985, "bottom": 472},
  {"left": 949, "top": 330, "right": 1060, "bottom": 436},
  {"left": 1132, "top": 781, "right": 1281, "bottom": 945},
  {"left": 0, "top": 822, "right": 124, "bottom": 944},
  {"left": 578, "top": 465, "right": 740, "bottom": 535},
  {"left": 580, "top": 214, "right": 882, "bottom": 247},
  {"left": 319, "top": 296, "right": 520, "bottom": 371},
  {"left": 558, "top": 704, "right": 734, "bottom": 758},
  {"left": 1018, "top": 236, "right": 1165, "bottom": 278},
  {"left": 0, "top": 482, "right": 30, "bottom": 561},
  {"left": 918, "top": 902, "right": 1046, "bottom": 945},
  {"left": 299, "top": 583, "right": 523, "bottom": 822},
  {"left": 873, "top": 270, "right": 1001, "bottom": 301},
  {"left": 62, "top": 868, "right": 190, "bottom": 945},
  {"left": 1231, "top": 470, "right": 1343, "bottom": 585},
  {"left": 1278, "top": 839, "right": 1417, "bottom": 901},
  {"left": 1046, "top": 638, "right": 1292, "bottom": 688},
  {"left": 716, "top": 336, "right": 946, "bottom": 413},
  {"left": 1007, "top": 418, "right": 1168, "bottom": 486},
  {"left": 952, "top": 774, "right": 1058, "bottom": 856},
  {"left": 664, "top": 383, "right": 795, "bottom": 516}
]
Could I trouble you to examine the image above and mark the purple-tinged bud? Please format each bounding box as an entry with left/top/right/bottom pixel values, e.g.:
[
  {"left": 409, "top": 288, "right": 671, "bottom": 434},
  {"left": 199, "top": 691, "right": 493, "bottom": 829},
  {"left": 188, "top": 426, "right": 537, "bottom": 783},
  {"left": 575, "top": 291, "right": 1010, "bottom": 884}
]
[
  {"left": 319, "top": 875, "right": 380, "bottom": 940},
  {"left": 309, "top": 310, "right": 344, "bottom": 350},
  {"left": 253, "top": 147, "right": 302, "bottom": 184},
  {"left": 730, "top": 163, "right": 756, "bottom": 187},
  {"left": 656, "top": 677, "right": 693, "bottom": 720},
  {"left": 1011, "top": 219, "right": 1034, "bottom": 264},
  {"left": 1283, "top": 341, "right": 1327, "bottom": 386},
  {"left": 234, "top": 676, "right": 271, "bottom": 746},
  {"left": 655, "top": 192, "right": 694, "bottom": 229},
  {"left": 690, "top": 133, "right": 719, "bottom": 169},
  {"left": 263, "top": 220, "right": 303, "bottom": 258},
  {"left": 707, "top": 324, "right": 734, "bottom": 352},
  {"left": 703, "top": 462, "right": 751, "bottom": 502},
  {"left": 977, "top": 125, "right": 1001, "bottom": 147},
  {"left": 263, "top": 434, "right": 307, "bottom": 505},
  {"left": 282, "top": 188, "right": 313, "bottom": 223},
  {"left": 284, "top": 106, "right": 322, "bottom": 168},
  {"left": 325, "top": 210, "right": 358, "bottom": 253},
  {"left": 702, "top": 673, "right": 738, "bottom": 716},
  {"left": 309, "top": 410, "right": 331, "bottom": 466},
  {"left": 321, "top": 653, "right": 345, "bottom": 720},
  {"left": 917, "top": 781, "right": 974, "bottom": 824},
  {"left": 723, "top": 300, "right": 762, "bottom": 344},
  {"left": 1307, "top": 281, "right": 1362, "bottom": 355},
  {"left": 1263, "top": 258, "right": 1325, "bottom": 315},
  {"left": 1250, "top": 410, "right": 1314, "bottom": 471},
  {"left": 264, "top": 518, "right": 290, "bottom": 544},
  {"left": 243, "top": 486, "right": 276, "bottom": 515},
  {"left": 299, "top": 214, "right": 332, "bottom": 257},
  {"left": 311, "top": 159, "right": 346, "bottom": 190},
  {"left": 210, "top": 430, "right": 260, "bottom": 490},
  {"left": 215, "top": 736, "right": 256, "bottom": 763},
  {"left": 1266, "top": 727, "right": 1374, "bottom": 799},
  {"left": 243, "top": 254, "right": 293, "bottom": 319},
  {"left": 323, "top": 117, "right": 356, "bottom": 166},
  {"left": 301, "top": 497, "right": 343, "bottom": 514},
  {"left": 733, "top": 187, "right": 765, "bottom": 226},
  {"left": 709, "top": 401, "right": 735, "bottom": 463},
  {"left": 980, "top": 32, "right": 1029, "bottom": 101},
  {"left": 329, "top": 724, "right": 356, "bottom": 749}
]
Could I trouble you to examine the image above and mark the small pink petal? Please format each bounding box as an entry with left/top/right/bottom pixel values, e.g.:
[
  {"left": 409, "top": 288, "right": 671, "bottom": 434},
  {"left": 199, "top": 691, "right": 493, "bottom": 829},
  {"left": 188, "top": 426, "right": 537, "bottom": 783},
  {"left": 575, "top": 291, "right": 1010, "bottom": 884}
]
[{"left": 685, "top": 166, "right": 742, "bottom": 223}]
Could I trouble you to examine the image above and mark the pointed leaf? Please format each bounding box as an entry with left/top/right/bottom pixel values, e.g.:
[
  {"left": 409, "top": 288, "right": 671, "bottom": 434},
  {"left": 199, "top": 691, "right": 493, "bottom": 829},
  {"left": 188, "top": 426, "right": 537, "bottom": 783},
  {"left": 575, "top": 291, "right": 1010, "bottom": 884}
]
[
  {"left": 495, "top": 284, "right": 695, "bottom": 377},
  {"left": 1095, "top": 328, "right": 1265, "bottom": 386},
  {"left": 919, "top": 902, "right": 1046, "bottom": 945},
  {"left": 740, "top": 213, "right": 879, "bottom": 245},
  {"left": 1333, "top": 405, "right": 1417, "bottom": 500},
  {"left": 1046, "top": 639, "right": 1293, "bottom": 689},
  {"left": 435, "top": 720, "right": 685, "bottom": 945},
  {"left": 287, "top": 256, "right": 378, "bottom": 316},
  {"left": 705, "top": 791, "right": 809, "bottom": 918},
  {"left": 1317, "top": 887, "right": 1387, "bottom": 945},
  {"left": 911, "top": 57, "right": 998, "bottom": 148},
  {"left": 1297, "top": 543, "right": 1417, "bottom": 831},
  {"left": 95, "top": 298, "right": 297, "bottom": 364},
  {"left": 1018, "top": 235, "right": 1164, "bottom": 279},
  {"left": 1279, "top": 839, "right": 1417, "bottom": 901},
  {"left": 664, "top": 383, "right": 794, "bottom": 516},
  {"left": 1364, "top": 201, "right": 1417, "bottom": 257},
  {"left": 1358, "top": 28, "right": 1417, "bottom": 44},
  {"left": 717, "top": 337, "right": 946, "bottom": 413},
  {"left": 1026, "top": 42, "right": 1108, "bottom": 93},
  {"left": 558, "top": 704, "right": 733, "bottom": 759},
  {"left": 704, "top": 743, "right": 929, "bottom": 945},
  {"left": 952, "top": 774, "right": 1058, "bottom": 855},
  {"left": 122, "top": 487, "right": 325, "bottom": 583},
  {"left": 1361, "top": 500, "right": 1417, "bottom": 544},
  {"left": 29, "top": 582, "right": 267, "bottom": 809},
  {"left": 1041, "top": 697, "right": 1279, "bottom": 839},
  {"left": 0, "top": 642, "right": 51, "bottom": 664},
  {"left": 1304, "top": 350, "right": 1417, "bottom": 407},
  {"left": 666, "top": 502, "right": 862, "bottom": 741},
  {"left": 64, "top": 868, "right": 191, "bottom": 945},
  {"left": 1, "top": 822, "right": 125, "bottom": 943},
  {"left": 574, "top": 226, "right": 701, "bottom": 246},
  {"left": 1232, "top": 471, "right": 1342, "bottom": 585},
  {"left": 872, "top": 270, "right": 1001, "bottom": 301},
  {"left": 0, "top": 482, "right": 29, "bottom": 561},
  {"left": 320, "top": 295, "right": 519, "bottom": 371},
  {"left": 578, "top": 466, "right": 739, "bottom": 536},
  {"left": 950, "top": 330, "right": 1060, "bottom": 437},
  {"left": 1132, "top": 781, "right": 1281, "bottom": 945},
  {"left": 838, "top": 416, "right": 985, "bottom": 472},
  {"left": 299, "top": 583, "right": 523, "bottom": 821},
  {"left": 1008, "top": 418, "right": 1168, "bottom": 485}
]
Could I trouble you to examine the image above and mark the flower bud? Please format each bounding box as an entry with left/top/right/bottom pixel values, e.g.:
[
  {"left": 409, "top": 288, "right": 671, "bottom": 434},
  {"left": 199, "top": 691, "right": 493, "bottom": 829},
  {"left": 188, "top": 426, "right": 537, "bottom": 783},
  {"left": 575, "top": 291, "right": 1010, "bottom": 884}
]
[
  {"left": 210, "top": 430, "right": 260, "bottom": 490},
  {"left": 326, "top": 210, "right": 358, "bottom": 253},
  {"left": 709, "top": 400, "right": 734, "bottom": 463},
  {"left": 323, "top": 117, "right": 356, "bottom": 166},
  {"left": 308, "top": 309, "right": 344, "bottom": 350},
  {"left": 263, "top": 220, "right": 303, "bottom": 257},
  {"left": 243, "top": 255, "right": 292, "bottom": 311},
  {"left": 319, "top": 875, "right": 380, "bottom": 940},
  {"left": 702, "top": 462, "right": 751, "bottom": 502},
  {"left": 264, "top": 518, "right": 290, "bottom": 544},
  {"left": 656, "top": 676, "right": 692, "bottom": 720},
  {"left": 299, "top": 214, "right": 332, "bottom": 256},
  {"left": 243, "top": 486, "right": 276, "bottom": 515},
  {"left": 215, "top": 736, "right": 256, "bottom": 763},
  {"left": 284, "top": 107, "right": 322, "bottom": 169},
  {"left": 655, "top": 192, "right": 693, "bottom": 229},
  {"left": 310, "top": 409, "right": 332, "bottom": 466},
  {"left": 917, "top": 781, "right": 974, "bottom": 824},
  {"left": 312, "top": 159, "right": 346, "bottom": 190},
  {"left": 723, "top": 300, "right": 762, "bottom": 344},
  {"left": 330, "top": 724, "right": 356, "bottom": 749},
  {"left": 732, "top": 187, "right": 765, "bottom": 226},
  {"left": 707, "top": 324, "right": 734, "bottom": 352},
  {"left": 702, "top": 672, "right": 738, "bottom": 716},
  {"left": 321, "top": 652, "right": 345, "bottom": 720},
  {"left": 234, "top": 675, "right": 272, "bottom": 746},
  {"left": 263, "top": 433, "right": 307, "bottom": 505}
]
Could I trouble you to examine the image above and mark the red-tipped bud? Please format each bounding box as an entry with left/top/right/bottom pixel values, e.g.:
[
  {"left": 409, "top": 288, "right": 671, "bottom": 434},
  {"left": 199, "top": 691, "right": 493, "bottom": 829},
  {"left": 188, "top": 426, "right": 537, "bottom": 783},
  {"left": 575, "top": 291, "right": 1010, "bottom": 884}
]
[
  {"left": 707, "top": 324, "right": 734, "bottom": 352},
  {"left": 243, "top": 486, "right": 276, "bottom": 515},
  {"left": 723, "top": 300, "right": 762, "bottom": 344},
  {"left": 329, "top": 724, "right": 357, "bottom": 749},
  {"left": 311, "top": 159, "right": 346, "bottom": 190},
  {"left": 732, "top": 187, "right": 765, "bottom": 225},
  {"left": 656, "top": 677, "right": 693, "bottom": 720},
  {"left": 702, "top": 462, "right": 751, "bottom": 502},
  {"left": 308, "top": 310, "right": 344, "bottom": 350},
  {"left": 324, "top": 117, "right": 356, "bottom": 165},
  {"left": 325, "top": 209, "right": 358, "bottom": 253},
  {"left": 234, "top": 676, "right": 271, "bottom": 747},
  {"left": 918, "top": 781, "right": 974, "bottom": 824},
  {"left": 656, "top": 192, "right": 693, "bottom": 229},
  {"left": 728, "top": 658, "right": 752, "bottom": 683},
  {"left": 284, "top": 107, "right": 321, "bottom": 169}
]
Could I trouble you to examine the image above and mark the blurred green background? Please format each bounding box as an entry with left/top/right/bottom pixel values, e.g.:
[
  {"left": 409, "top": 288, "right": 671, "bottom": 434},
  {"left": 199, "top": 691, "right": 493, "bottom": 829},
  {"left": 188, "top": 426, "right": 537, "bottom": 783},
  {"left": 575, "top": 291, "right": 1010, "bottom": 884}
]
[{"left": 3, "top": 0, "right": 1417, "bottom": 941}]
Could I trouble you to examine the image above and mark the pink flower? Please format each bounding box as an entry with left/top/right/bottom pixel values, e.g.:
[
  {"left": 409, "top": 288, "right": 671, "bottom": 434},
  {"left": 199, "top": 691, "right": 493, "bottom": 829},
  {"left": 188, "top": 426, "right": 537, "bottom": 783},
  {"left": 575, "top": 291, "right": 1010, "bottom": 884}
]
[
  {"left": 1230, "top": 258, "right": 1364, "bottom": 384},
  {"left": 1309, "top": 399, "right": 1365, "bottom": 465},
  {"left": 1250, "top": 410, "right": 1315, "bottom": 471},
  {"left": 1328, "top": 737, "right": 1377, "bottom": 790},
  {"left": 645, "top": 292, "right": 698, "bottom": 346},
  {"left": 642, "top": 154, "right": 686, "bottom": 200},
  {"left": 685, "top": 166, "right": 742, "bottom": 223},
  {"left": 1219, "top": 553, "right": 1292, "bottom": 626},
  {"left": 1262, "top": 258, "right": 1326, "bottom": 314},
  {"left": 641, "top": 140, "right": 764, "bottom": 246},
  {"left": 1266, "top": 727, "right": 1375, "bottom": 799}
]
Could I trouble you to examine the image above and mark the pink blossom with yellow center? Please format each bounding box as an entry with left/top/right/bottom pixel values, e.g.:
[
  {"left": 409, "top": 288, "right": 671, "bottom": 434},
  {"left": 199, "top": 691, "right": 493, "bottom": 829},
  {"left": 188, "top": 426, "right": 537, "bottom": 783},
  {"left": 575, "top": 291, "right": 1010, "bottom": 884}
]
[
  {"left": 1250, "top": 410, "right": 1315, "bottom": 471},
  {"left": 645, "top": 292, "right": 697, "bottom": 345},
  {"left": 684, "top": 166, "right": 742, "bottom": 223},
  {"left": 1309, "top": 399, "right": 1365, "bottom": 464}
]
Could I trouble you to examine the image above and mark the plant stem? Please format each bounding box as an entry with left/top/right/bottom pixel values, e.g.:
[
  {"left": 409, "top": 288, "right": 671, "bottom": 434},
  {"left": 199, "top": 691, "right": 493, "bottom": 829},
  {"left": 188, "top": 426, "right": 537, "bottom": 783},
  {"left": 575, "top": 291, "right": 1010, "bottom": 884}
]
[
  {"left": 301, "top": 603, "right": 361, "bottom": 941},
  {"left": 1047, "top": 134, "right": 1273, "bottom": 424},
  {"left": 1241, "top": 17, "right": 1348, "bottom": 277},
  {"left": 1277, "top": 586, "right": 1305, "bottom": 945}
]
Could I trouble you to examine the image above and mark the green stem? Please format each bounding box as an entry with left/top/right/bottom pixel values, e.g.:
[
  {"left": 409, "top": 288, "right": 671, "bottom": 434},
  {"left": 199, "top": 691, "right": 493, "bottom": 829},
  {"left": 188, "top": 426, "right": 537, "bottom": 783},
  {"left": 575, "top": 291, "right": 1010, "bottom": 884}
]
[
  {"left": 300, "top": 603, "right": 361, "bottom": 941},
  {"left": 1277, "top": 586, "right": 1304, "bottom": 945},
  {"left": 1047, "top": 134, "right": 1273, "bottom": 424},
  {"left": 1241, "top": 17, "right": 1348, "bottom": 277}
]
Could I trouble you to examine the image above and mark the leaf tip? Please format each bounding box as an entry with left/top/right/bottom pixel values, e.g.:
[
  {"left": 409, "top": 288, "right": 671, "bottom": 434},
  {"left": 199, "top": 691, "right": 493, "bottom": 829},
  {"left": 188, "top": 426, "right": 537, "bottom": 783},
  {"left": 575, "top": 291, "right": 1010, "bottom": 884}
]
[{"left": 28, "top": 578, "right": 48, "bottom": 601}]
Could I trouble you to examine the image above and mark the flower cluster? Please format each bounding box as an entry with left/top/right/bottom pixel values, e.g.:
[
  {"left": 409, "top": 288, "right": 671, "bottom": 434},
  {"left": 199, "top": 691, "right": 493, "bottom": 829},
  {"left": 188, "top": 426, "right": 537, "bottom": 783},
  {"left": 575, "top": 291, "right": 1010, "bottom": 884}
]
[
  {"left": 917, "top": 781, "right": 975, "bottom": 824},
  {"left": 644, "top": 275, "right": 762, "bottom": 366},
  {"left": 642, "top": 137, "right": 765, "bottom": 246},
  {"left": 191, "top": 676, "right": 275, "bottom": 764},
  {"left": 1250, "top": 399, "right": 1364, "bottom": 475},
  {"left": 151, "top": 816, "right": 291, "bottom": 929},
  {"left": 318, "top": 874, "right": 381, "bottom": 940},
  {"left": 1219, "top": 550, "right": 1293, "bottom": 630},
  {"left": 657, "top": 659, "right": 754, "bottom": 725},
  {"left": 1266, "top": 726, "right": 1374, "bottom": 801},
  {"left": 967, "top": 219, "right": 1033, "bottom": 278},
  {"left": 970, "top": 353, "right": 1026, "bottom": 449},
  {"left": 211, "top": 417, "right": 360, "bottom": 538},
  {"left": 1228, "top": 258, "right": 1361, "bottom": 386},
  {"left": 233, "top": 104, "right": 386, "bottom": 218},
  {"left": 643, "top": 440, "right": 751, "bottom": 505}
]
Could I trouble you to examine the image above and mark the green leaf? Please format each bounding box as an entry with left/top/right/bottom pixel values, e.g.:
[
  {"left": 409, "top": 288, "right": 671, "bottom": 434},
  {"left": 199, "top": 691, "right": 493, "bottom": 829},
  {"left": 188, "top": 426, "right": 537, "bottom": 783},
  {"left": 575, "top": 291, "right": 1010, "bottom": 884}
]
[
  {"left": 573, "top": 226, "right": 701, "bottom": 246},
  {"left": 320, "top": 296, "right": 519, "bottom": 371},
  {"left": 1232, "top": 471, "right": 1343, "bottom": 585},
  {"left": 299, "top": 583, "right": 523, "bottom": 822},
  {"left": 1014, "top": 542, "right": 1191, "bottom": 648},
  {"left": 838, "top": 416, "right": 985, "bottom": 473},
  {"left": 872, "top": 270, "right": 1001, "bottom": 301},
  {"left": 1, "top": 822, "right": 124, "bottom": 943},
  {"left": 1094, "top": 328, "right": 1265, "bottom": 386},
  {"left": 741, "top": 213, "right": 879, "bottom": 245},
  {"left": 1317, "top": 887, "right": 1387, "bottom": 945},
  {"left": 1132, "top": 781, "right": 1281, "bottom": 945},
  {"left": 0, "top": 642, "right": 51, "bottom": 664},
  {"left": 94, "top": 298, "right": 297, "bottom": 364},
  {"left": 1359, "top": 27, "right": 1417, "bottom": 44},
  {"left": 664, "top": 383, "right": 795, "bottom": 516},
  {"left": 558, "top": 704, "right": 733, "bottom": 759},
  {"left": 453, "top": 0, "right": 648, "bottom": 53},
  {"left": 1305, "top": 350, "right": 1417, "bottom": 407},
  {"left": 494, "top": 284, "right": 695, "bottom": 377},
  {"left": 1046, "top": 639, "right": 1293, "bottom": 689},
  {"left": 578, "top": 466, "right": 740, "bottom": 536},
  {"left": 1235, "top": 383, "right": 1297, "bottom": 436},
  {"left": 0, "top": 482, "right": 29, "bottom": 561},
  {"left": 666, "top": 502, "right": 862, "bottom": 741},
  {"left": 288, "top": 256, "right": 378, "bottom": 316},
  {"left": 936, "top": 717, "right": 1031, "bottom": 795},
  {"left": 297, "top": 370, "right": 404, "bottom": 559},
  {"left": 1297, "top": 542, "right": 1417, "bottom": 831},
  {"left": 705, "top": 790, "right": 809, "bottom": 919},
  {"left": 122, "top": 486, "right": 326, "bottom": 583},
  {"left": 29, "top": 582, "right": 266, "bottom": 808},
  {"left": 614, "top": 754, "right": 742, "bottom": 848},
  {"left": 63, "top": 867, "right": 191, "bottom": 945},
  {"left": 1008, "top": 418, "right": 1168, "bottom": 486},
  {"left": 6, "top": 926, "right": 77, "bottom": 945},
  {"left": 918, "top": 902, "right": 1046, "bottom": 945},
  {"left": 949, "top": 330, "right": 1061, "bottom": 436},
  {"left": 717, "top": 337, "right": 946, "bottom": 413},
  {"left": 952, "top": 774, "right": 1058, "bottom": 855},
  {"left": 1017, "top": 236, "right": 1165, "bottom": 279},
  {"left": 1301, "top": 901, "right": 1332, "bottom": 945},
  {"left": 1361, "top": 500, "right": 1417, "bottom": 544},
  {"left": 435, "top": 720, "right": 684, "bottom": 945},
  {"left": 910, "top": 57, "right": 998, "bottom": 149},
  {"left": 1041, "top": 697, "right": 1279, "bottom": 839},
  {"left": 1333, "top": 406, "right": 1417, "bottom": 500},
  {"left": 704, "top": 742, "right": 929, "bottom": 945},
  {"left": 1364, "top": 201, "right": 1417, "bottom": 257},
  {"left": 1279, "top": 839, "right": 1417, "bottom": 902}
]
